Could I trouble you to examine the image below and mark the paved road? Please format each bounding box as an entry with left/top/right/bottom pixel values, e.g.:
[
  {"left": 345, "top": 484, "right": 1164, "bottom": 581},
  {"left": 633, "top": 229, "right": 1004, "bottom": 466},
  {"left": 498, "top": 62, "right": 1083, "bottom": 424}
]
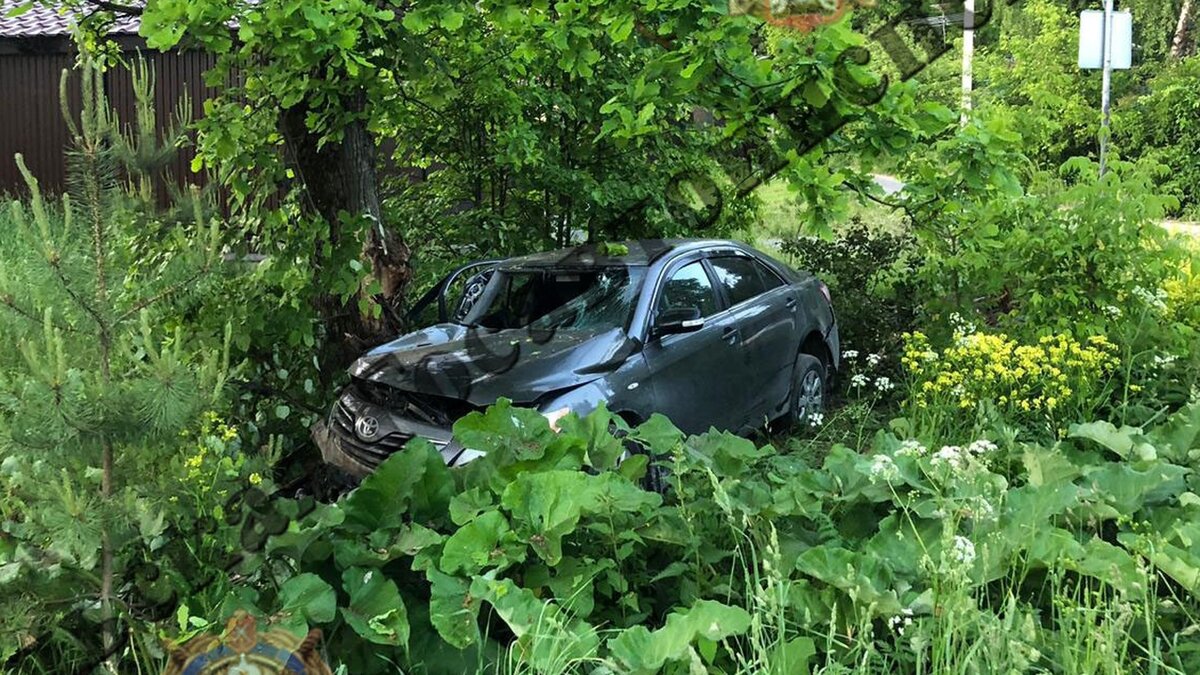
[{"left": 874, "top": 174, "right": 904, "bottom": 195}]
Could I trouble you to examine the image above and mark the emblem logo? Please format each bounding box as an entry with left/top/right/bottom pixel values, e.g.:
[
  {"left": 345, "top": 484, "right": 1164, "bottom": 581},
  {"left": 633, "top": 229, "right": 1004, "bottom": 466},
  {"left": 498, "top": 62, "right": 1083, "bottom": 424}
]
[
  {"left": 354, "top": 415, "right": 381, "bottom": 441},
  {"left": 163, "top": 611, "right": 332, "bottom": 675}
]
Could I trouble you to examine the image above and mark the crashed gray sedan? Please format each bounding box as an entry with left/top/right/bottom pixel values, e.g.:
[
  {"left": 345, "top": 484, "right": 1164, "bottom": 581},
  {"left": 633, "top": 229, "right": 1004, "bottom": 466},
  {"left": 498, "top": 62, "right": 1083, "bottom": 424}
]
[{"left": 314, "top": 239, "right": 839, "bottom": 477}]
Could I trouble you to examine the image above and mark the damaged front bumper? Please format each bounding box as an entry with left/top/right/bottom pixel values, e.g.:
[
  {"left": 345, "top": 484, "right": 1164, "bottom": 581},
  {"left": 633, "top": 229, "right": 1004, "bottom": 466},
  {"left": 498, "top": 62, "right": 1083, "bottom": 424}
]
[{"left": 311, "top": 389, "right": 484, "bottom": 478}]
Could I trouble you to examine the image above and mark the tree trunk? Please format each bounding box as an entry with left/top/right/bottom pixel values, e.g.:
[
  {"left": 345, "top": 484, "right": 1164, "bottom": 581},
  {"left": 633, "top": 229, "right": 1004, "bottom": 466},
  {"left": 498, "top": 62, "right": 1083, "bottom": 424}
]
[
  {"left": 1172, "top": 0, "right": 1195, "bottom": 60},
  {"left": 281, "top": 93, "right": 411, "bottom": 376}
]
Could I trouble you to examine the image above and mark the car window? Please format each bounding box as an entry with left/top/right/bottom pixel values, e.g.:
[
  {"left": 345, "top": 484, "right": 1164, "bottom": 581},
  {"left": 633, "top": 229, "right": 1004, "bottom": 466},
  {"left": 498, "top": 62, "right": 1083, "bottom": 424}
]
[
  {"left": 467, "top": 267, "right": 644, "bottom": 331},
  {"left": 709, "top": 256, "right": 783, "bottom": 307},
  {"left": 658, "top": 261, "right": 718, "bottom": 318}
]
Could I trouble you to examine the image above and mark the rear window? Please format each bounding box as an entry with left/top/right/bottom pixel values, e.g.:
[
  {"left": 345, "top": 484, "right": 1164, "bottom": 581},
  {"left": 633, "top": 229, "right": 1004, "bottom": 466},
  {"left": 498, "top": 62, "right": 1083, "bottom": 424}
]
[{"left": 709, "top": 256, "right": 784, "bottom": 307}]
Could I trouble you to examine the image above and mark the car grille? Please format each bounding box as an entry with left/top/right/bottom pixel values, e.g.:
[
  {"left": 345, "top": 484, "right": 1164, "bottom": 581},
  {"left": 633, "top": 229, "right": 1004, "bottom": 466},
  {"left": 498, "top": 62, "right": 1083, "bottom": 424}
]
[
  {"left": 329, "top": 401, "right": 413, "bottom": 469},
  {"left": 350, "top": 378, "right": 477, "bottom": 427}
]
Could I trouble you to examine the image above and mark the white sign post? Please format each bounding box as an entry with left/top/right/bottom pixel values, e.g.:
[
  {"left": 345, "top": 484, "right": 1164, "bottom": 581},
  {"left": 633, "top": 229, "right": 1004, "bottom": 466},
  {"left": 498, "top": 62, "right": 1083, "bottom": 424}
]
[{"left": 1079, "top": 2, "right": 1133, "bottom": 176}]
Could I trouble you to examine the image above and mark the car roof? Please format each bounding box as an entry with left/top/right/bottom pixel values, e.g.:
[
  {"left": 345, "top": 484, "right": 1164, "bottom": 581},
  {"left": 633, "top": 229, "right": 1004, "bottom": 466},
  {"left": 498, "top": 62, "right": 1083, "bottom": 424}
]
[{"left": 500, "top": 239, "right": 746, "bottom": 269}]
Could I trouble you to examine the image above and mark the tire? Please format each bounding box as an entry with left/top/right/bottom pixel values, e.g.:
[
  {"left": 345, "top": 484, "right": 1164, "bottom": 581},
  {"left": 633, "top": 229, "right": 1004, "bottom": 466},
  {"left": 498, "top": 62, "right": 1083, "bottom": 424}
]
[
  {"left": 611, "top": 422, "right": 669, "bottom": 494},
  {"left": 785, "top": 353, "right": 827, "bottom": 428}
]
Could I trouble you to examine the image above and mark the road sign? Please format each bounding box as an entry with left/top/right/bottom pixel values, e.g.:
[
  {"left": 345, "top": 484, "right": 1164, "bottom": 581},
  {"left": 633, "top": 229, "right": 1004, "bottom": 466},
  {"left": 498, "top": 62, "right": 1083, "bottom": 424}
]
[{"left": 1079, "top": 9, "right": 1133, "bottom": 70}]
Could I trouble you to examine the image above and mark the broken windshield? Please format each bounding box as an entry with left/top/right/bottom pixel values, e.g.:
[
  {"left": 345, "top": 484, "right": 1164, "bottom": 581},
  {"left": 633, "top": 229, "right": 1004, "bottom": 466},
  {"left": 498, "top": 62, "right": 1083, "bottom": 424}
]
[{"left": 463, "top": 266, "right": 645, "bottom": 332}]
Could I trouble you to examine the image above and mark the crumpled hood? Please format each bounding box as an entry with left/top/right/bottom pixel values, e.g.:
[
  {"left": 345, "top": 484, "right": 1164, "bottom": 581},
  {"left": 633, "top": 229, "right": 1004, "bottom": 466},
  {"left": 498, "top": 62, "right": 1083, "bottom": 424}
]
[{"left": 349, "top": 324, "right": 635, "bottom": 406}]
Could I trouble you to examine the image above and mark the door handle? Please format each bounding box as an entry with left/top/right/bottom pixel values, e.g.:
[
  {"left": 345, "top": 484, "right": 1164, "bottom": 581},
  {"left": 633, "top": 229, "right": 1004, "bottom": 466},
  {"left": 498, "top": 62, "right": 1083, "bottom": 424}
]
[
  {"left": 785, "top": 297, "right": 798, "bottom": 311},
  {"left": 721, "top": 326, "right": 739, "bottom": 343}
]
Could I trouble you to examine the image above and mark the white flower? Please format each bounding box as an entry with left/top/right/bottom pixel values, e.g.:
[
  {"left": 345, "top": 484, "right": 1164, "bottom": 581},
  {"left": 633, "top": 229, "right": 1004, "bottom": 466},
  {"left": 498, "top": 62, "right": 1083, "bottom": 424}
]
[
  {"left": 888, "top": 609, "right": 914, "bottom": 634},
  {"left": 843, "top": 350, "right": 860, "bottom": 360},
  {"left": 1102, "top": 305, "right": 1123, "bottom": 320},
  {"left": 1152, "top": 354, "right": 1179, "bottom": 369},
  {"left": 867, "top": 353, "right": 883, "bottom": 367},
  {"left": 850, "top": 373, "right": 869, "bottom": 388},
  {"left": 874, "top": 377, "right": 895, "bottom": 392},
  {"left": 931, "top": 445, "right": 964, "bottom": 470},
  {"left": 967, "top": 439, "right": 997, "bottom": 456},
  {"left": 1132, "top": 286, "right": 1168, "bottom": 312},
  {"left": 868, "top": 454, "right": 900, "bottom": 484},
  {"left": 808, "top": 412, "right": 825, "bottom": 428},
  {"left": 949, "top": 535, "right": 976, "bottom": 566},
  {"left": 896, "top": 439, "right": 927, "bottom": 458},
  {"left": 969, "top": 497, "right": 997, "bottom": 522},
  {"left": 950, "top": 312, "right": 978, "bottom": 335},
  {"left": 921, "top": 350, "right": 939, "bottom": 362}
]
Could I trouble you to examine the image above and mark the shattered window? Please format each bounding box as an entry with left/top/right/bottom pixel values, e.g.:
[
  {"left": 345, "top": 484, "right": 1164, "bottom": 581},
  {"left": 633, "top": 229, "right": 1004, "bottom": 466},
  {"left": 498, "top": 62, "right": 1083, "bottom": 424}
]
[{"left": 468, "top": 267, "right": 645, "bottom": 331}]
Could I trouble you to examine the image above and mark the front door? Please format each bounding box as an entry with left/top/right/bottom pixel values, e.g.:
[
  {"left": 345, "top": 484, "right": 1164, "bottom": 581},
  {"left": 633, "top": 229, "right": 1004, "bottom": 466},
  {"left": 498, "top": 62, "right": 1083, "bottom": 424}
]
[{"left": 641, "top": 259, "right": 744, "bottom": 435}]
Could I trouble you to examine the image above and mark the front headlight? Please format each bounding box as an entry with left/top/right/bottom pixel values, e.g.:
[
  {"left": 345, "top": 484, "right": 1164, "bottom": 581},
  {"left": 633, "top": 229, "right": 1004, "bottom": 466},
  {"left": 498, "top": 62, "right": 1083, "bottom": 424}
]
[{"left": 541, "top": 407, "right": 571, "bottom": 433}]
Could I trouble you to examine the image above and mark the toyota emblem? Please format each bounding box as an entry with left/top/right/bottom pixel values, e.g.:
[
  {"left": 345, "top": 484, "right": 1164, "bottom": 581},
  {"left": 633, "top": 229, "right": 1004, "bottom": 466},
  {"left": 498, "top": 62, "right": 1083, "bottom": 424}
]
[{"left": 354, "top": 415, "right": 381, "bottom": 441}]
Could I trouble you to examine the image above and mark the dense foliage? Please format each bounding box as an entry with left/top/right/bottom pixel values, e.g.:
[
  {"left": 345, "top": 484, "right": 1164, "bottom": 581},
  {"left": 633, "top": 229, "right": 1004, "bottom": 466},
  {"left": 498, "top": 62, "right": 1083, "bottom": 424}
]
[{"left": 153, "top": 398, "right": 1200, "bottom": 674}]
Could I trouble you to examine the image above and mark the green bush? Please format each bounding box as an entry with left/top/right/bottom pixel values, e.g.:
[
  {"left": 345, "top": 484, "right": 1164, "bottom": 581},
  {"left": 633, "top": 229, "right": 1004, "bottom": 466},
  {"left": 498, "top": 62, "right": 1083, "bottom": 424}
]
[
  {"left": 1117, "top": 56, "right": 1200, "bottom": 218},
  {"left": 0, "top": 62, "right": 270, "bottom": 673},
  {"left": 780, "top": 221, "right": 920, "bottom": 372},
  {"left": 167, "top": 396, "right": 1200, "bottom": 675}
]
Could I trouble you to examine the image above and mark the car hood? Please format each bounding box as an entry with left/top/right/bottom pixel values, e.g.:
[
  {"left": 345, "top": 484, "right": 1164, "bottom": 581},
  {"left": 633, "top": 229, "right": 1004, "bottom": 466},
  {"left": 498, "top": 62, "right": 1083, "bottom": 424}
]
[{"left": 348, "top": 324, "right": 637, "bottom": 406}]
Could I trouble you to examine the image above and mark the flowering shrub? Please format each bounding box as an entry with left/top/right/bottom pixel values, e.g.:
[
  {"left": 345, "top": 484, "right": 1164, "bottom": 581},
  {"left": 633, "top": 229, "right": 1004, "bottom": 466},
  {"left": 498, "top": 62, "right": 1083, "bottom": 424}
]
[{"left": 902, "top": 330, "right": 1119, "bottom": 433}]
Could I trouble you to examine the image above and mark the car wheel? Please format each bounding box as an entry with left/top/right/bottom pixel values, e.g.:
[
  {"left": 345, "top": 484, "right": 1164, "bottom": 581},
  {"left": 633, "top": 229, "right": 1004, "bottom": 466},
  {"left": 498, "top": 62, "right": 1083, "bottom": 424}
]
[
  {"left": 787, "top": 354, "right": 827, "bottom": 428},
  {"left": 610, "top": 422, "right": 669, "bottom": 494}
]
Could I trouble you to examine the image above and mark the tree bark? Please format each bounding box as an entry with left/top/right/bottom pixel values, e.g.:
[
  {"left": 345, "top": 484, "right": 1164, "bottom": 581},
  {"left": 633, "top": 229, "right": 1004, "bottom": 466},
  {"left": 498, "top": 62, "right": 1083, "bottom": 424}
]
[
  {"left": 1172, "top": 0, "right": 1195, "bottom": 60},
  {"left": 281, "top": 93, "right": 411, "bottom": 376}
]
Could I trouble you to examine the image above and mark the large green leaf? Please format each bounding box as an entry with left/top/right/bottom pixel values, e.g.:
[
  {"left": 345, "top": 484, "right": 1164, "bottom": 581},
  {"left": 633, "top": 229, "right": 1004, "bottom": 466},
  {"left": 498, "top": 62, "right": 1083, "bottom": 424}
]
[
  {"left": 607, "top": 600, "right": 751, "bottom": 672},
  {"left": 1070, "top": 421, "right": 1141, "bottom": 459},
  {"left": 426, "top": 569, "right": 480, "bottom": 649},
  {"left": 439, "top": 510, "right": 526, "bottom": 575},
  {"left": 340, "top": 567, "right": 410, "bottom": 648},
  {"left": 278, "top": 573, "right": 336, "bottom": 629},
  {"left": 453, "top": 398, "right": 557, "bottom": 462},
  {"left": 1083, "top": 462, "right": 1189, "bottom": 514},
  {"left": 500, "top": 471, "right": 593, "bottom": 565},
  {"left": 1070, "top": 538, "right": 1146, "bottom": 595},
  {"left": 341, "top": 439, "right": 453, "bottom": 532},
  {"left": 555, "top": 402, "right": 625, "bottom": 471},
  {"left": 470, "top": 575, "right": 600, "bottom": 669}
]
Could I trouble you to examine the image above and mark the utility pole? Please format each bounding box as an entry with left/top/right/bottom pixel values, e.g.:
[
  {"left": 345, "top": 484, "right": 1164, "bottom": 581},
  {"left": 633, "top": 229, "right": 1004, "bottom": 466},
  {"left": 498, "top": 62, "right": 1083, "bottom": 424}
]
[
  {"left": 1099, "top": 0, "right": 1114, "bottom": 177},
  {"left": 961, "top": 0, "right": 975, "bottom": 127}
]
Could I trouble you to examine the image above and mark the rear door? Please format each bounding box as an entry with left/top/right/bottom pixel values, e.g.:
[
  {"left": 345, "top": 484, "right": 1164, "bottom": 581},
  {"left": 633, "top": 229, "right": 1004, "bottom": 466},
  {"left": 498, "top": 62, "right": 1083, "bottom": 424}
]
[
  {"left": 640, "top": 257, "right": 746, "bottom": 434},
  {"left": 708, "top": 255, "right": 798, "bottom": 422}
]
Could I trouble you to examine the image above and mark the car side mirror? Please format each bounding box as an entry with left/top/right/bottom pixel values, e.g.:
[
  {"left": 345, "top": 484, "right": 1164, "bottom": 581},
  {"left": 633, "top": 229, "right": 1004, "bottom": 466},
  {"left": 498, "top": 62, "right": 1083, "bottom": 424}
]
[{"left": 652, "top": 307, "right": 705, "bottom": 338}]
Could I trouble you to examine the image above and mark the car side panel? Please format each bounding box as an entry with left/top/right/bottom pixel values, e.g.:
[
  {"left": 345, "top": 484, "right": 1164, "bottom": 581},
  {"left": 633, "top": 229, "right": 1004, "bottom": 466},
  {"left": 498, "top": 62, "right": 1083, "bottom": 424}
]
[
  {"left": 739, "top": 284, "right": 802, "bottom": 420},
  {"left": 640, "top": 314, "right": 744, "bottom": 435}
]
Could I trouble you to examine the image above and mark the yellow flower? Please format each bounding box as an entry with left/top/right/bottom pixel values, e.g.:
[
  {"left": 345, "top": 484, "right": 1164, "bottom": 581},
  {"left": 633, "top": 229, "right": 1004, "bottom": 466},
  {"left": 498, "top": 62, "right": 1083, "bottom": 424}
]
[{"left": 249, "top": 473, "right": 263, "bottom": 486}]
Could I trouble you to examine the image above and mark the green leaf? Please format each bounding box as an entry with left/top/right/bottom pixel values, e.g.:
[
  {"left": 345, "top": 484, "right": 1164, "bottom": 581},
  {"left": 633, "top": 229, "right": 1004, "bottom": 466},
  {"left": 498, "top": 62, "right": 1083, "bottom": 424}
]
[
  {"left": 453, "top": 398, "right": 557, "bottom": 463},
  {"left": 450, "top": 487, "right": 494, "bottom": 526},
  {"left": 608, "top": 600, "right": 751, "bottom": 671},
  {"left": 606, "top": 13, "right": 634, "bottom": 43},
  {"left": 501, "top": 471, "right": 591, "bottom": 565},
  {"left": 470, "top": 576, "right": 599, "bottom": 669},
  {"left": 1070, "top": 421, "right": 1140, "bottom": 458},
  {"left": 629, "top": 414, "right": 684, "bottom": 455},
  {"left": 340, "top": 567, "right": 409, "bottom": 647},
  {"left": 342, "top": 439, "right": 453, "bottom": 532},
  {"left": 4, "top": 2, "right": 33, "bottom": 18},
  {"left": 440, "top": 9, "right": 465, "bottom": 31},
  {"left": 556, "top": 403, "right": 625, "bottom": 470},
  {"left": 279, "top": 573, "right": 336, "bottom": 625},
  {"left": 427, "top": 569, "right": 480, "bottom": 648},
  {"left": 440, "top": 510, "right": 526, "bottom": 575},
  {"left": 401, "top": 9, "right": 433, "bottom": 33}
]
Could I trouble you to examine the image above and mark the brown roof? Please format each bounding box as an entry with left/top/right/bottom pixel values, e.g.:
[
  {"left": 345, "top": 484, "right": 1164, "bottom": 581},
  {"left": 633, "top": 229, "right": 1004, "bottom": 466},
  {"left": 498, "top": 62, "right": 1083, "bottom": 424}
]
[{"left": 0, "top": 0, "right": 141, "bottom": 38}]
